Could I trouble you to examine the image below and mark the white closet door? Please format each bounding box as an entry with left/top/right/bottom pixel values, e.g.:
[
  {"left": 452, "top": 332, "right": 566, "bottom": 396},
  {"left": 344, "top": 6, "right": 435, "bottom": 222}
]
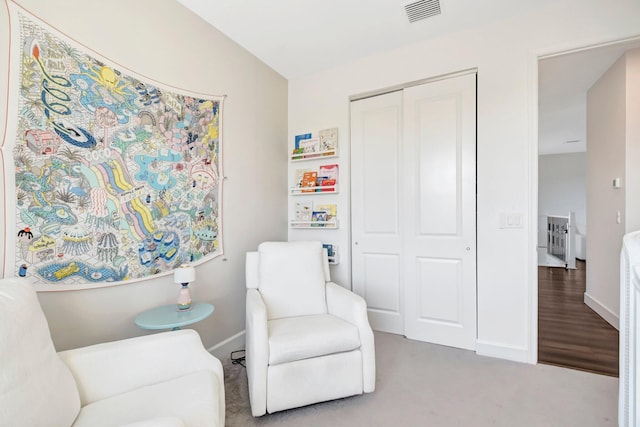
[
  {"left": 350, "top": 90, "right": 404, "bottom": 334},
  {"left": 403, "top": 73, "right": 477, "bottom": 350},
  {"left": 350, "top": 72, "right": 477, "bottom": 350}
]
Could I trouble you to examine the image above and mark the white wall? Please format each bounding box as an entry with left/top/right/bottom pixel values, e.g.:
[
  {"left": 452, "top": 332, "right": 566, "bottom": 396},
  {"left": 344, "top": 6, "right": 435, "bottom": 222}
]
[
  {"left": 0, "top": 0, "right": 288, "bottom": 351},
  {"left": 538, "top": 152, "right": 587, "bottom": 249},
  {"left": 288, "top": 0, "right": 640, "bottom": 362},
  {"left": 586, "top": 48, "right": 640, "bottom": 328}
]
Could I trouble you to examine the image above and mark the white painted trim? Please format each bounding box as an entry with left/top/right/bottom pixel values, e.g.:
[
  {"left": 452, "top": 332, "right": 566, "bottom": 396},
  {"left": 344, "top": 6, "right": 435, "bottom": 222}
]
[
  {"left": 527, "top": 47, "right": 540, "bottom": 365},
  {"left": 584, "top": 292, "right": 620, "bottom": 330},
  {"left": 207, "top": 330, "right": 246, "bottom": 361},
  {"left": 476, "top": 340, "right": 531, "bottom": 364}
]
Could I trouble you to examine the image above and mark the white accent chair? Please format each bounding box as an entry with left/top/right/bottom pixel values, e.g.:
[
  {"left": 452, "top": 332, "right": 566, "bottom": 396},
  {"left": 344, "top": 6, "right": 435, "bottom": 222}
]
[
  {"left": 0, "top": 278, "right": 225, "bottom": 427},
  {"left": 245, "top": 241, "right": 375, "bottom": 416}
]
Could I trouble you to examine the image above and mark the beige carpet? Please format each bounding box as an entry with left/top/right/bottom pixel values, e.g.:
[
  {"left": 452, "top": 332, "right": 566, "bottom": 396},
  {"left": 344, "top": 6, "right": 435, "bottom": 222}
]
[{"left": 223, "top": 331, "right": 618, "bottom": 426}]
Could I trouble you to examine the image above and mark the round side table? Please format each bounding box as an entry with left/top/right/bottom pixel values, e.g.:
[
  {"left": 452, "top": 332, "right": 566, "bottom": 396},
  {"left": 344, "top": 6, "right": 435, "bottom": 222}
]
[{"left": 135, "top": 302, "right": 214, "bottom": 331}]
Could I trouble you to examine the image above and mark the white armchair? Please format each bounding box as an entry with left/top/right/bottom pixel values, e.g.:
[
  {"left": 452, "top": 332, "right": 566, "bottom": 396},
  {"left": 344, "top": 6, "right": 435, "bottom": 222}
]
[
  {"left": 245, "top": 241, "right": 375, "bottom": 416},
  {"left": 0, "top": 278, "right": 225, "bottom": 427}
]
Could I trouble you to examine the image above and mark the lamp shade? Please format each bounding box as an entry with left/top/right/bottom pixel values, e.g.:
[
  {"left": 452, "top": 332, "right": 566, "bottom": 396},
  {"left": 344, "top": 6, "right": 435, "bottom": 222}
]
[{"left": 174, "top": 264, "right": 195, "bottom": 284}]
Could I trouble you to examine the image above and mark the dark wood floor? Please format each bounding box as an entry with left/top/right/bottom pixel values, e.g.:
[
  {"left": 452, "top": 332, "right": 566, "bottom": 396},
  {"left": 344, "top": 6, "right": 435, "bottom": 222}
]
[{"left": 538, "top": 260, "right": 619, "bottom": 377}]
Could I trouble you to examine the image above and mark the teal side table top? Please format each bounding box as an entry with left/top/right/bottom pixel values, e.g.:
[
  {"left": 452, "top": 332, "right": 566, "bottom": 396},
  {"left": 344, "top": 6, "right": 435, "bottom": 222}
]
[{"left": 135, "top": 302, "right": 214, "bottom": 330}]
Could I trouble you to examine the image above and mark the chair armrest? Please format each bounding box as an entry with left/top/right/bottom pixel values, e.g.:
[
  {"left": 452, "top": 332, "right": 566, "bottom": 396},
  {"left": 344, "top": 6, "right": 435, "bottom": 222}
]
[
  {"left": 245, "top": 289, "right": 269, "bottom": 416},
  {"left": 58, "top": 329, "right": 225, "bottom": 423},
  {"left": 326, "top": 282, "right": 376, "bottom": 393}
]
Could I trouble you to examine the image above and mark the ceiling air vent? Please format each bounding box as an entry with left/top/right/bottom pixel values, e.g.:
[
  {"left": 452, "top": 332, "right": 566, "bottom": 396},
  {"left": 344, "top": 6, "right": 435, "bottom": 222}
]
[{"left": 404, "top": 0, "right": 441, "bottom": 23}]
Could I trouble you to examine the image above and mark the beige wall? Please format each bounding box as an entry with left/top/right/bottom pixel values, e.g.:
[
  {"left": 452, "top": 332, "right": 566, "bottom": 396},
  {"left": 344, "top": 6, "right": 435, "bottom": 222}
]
[
  {"left": 0, "top": 0, "right": 288, "bottom": 352},
  {"left": 586, "top": 54, "right": 627, "bottom": 325},
  {"left": 288, "top": 0, "right": 640, "bottom": 362},
  {"left": 586, "top": 48, "right": 640, "bottom": 327},
  {"left": 626, "top": 49, "right": 640, "bottom": 234}
]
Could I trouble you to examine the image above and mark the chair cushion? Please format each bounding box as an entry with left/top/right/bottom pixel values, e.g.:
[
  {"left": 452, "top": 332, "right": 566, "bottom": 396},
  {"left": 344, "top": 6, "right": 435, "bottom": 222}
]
[
  {"left": 258, "top": 241, "right": 327, "bottom": 319},
  {"left": 72, "top": 370, "right": 219, "bottom": 427},
  {"left": 0, "top": 278, "right": 80, "bottom": 427},
  {"left": 268, "top": 314, "right": 361, "bottom": 365}
]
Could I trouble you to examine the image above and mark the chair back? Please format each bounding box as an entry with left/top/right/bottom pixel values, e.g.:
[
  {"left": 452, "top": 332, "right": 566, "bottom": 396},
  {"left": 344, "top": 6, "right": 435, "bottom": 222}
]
[
  {"left": 246, "top": 241, "right": 329, "bottom": 320},
  {"left": 0, "top": 278, "right": 80, "bottom": 427}
]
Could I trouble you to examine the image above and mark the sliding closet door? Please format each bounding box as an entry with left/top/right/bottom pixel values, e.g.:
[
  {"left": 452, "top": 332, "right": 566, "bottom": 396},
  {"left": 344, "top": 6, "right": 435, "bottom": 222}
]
[
  {"left": 351, "top": 90, "right": 404, "bottom": 334},
  {"left": 351, "top": 72, "right": 476, "bottom": 350},
  {"left": 403, "top": 73, "right": 477, "bottom": 350}
]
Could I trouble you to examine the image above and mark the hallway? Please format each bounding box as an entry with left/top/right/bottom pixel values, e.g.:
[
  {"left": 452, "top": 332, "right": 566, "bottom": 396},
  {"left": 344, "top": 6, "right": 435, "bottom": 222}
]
[{"left": 538, "top": 260, "right": 619, "bottom": 377}]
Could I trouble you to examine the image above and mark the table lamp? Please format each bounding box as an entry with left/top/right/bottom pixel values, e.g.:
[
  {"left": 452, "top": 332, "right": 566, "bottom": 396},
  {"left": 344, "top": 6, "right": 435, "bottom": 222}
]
[{"left": 174, "top": 264, "right": 195, "bottom": 311}]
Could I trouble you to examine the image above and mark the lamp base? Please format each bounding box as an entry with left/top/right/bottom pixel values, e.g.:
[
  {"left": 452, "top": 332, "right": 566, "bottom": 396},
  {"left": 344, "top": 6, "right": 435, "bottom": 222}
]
[{"left": 177, "top": 284, "right": 192, "bottom": 311}]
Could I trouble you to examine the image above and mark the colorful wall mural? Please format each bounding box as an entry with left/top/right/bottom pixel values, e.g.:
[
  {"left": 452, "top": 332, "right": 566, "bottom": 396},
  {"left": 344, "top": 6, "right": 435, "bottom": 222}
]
[{"left": 3, "top": 5, "right": 224, "bottom": 290}]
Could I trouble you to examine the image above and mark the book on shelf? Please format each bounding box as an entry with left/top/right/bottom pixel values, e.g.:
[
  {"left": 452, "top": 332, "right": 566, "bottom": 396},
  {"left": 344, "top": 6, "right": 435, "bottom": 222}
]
[
  {"left": 294, "top": 133, "right": 312, "bottom": 149},
  {"left": 318, "top": 128, "right": 338, "bottom": 155},
  {"left": 322, "top": 243, "right": 334, "bottom": 257},
  {"left": 295, "top": 201, "right": 313, "bottom": 221},
  {"left": 315, "top": 203, "right": 336, "bottom": 217},
  {"left": 299, "top": 137, "right": 321, "bottom": 159},
  {"left": 311, "top": 211, "right": 328, "bottom": 227},
  {"left": 294, "top": 168, "right": 312, "bottom": 188},
  {"left": 301, "top": 171, "right": 318, "bottom": 193},
  {"left": 292, "top": 133, "right": 312, "bottom": 159},
  {"left": 319, "top": 178, "right": 336, "bottom": 191},
  {"left": 318, "top": 164, "right": 338, "bottom": 191},
  {"left": 315, "top": 203, "right": 337, "bottom": 225}
]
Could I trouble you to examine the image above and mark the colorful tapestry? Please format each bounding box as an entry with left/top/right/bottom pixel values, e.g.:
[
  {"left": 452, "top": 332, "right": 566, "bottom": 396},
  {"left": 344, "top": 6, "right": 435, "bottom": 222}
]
[{"left": 3, "top": 4, "right": 224, "bottom": 290}]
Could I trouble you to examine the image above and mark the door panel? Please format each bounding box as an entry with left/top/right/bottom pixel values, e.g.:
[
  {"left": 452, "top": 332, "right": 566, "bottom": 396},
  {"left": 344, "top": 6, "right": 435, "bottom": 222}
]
[
  {"left": 362, "top": 253, "right": 401, "bottom": 331},
  {"left": 417, "top": 96, "right": 459, "bottom": 235},
  {"left": 351, "top": 91, "right": 404, "bottom": 334},
  {"left": 403, "top": 73, "right": 476, "bottom": 350},
  {"left": 417, "top": 257, "right": 462, "bottom": 324}
]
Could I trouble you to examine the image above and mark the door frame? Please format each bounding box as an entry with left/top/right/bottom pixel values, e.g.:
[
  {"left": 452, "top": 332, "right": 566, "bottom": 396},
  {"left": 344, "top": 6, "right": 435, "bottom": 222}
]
[
  {"left": 527, "top": 35, "right": 640, "bottom": 364},
  {"left": 350, "top": 68, "right": 478, "bottom": 103}
]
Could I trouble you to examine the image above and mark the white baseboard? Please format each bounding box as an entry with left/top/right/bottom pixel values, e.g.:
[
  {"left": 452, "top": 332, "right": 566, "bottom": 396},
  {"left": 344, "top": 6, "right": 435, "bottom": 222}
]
[
  {"left": 584, "top": 292, "right": 619, "bottom": 330},
  {"left": 475, "top": 340, "right": 531, "bottom": 364},
  {"left": 207, "top": 330, "right": 246, "bottom": 361}
]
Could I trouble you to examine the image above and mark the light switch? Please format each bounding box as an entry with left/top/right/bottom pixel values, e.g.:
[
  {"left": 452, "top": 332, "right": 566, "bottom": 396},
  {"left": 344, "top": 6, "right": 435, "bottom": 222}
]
[
  {"left": 613, "top": 178, "right": 621, "bottom": 189},
  {"left": 499, "top": 212, "right": 524, "bottom": 229}
]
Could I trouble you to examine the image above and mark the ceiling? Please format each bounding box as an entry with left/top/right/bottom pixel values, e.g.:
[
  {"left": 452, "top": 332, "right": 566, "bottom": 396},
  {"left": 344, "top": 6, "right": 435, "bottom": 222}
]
[
  {"left": 177, "top": 0, "right": 563, "bottom": 79},
  {"left": 538, "top": 39, "right": 640, "bottom": 155},
  {"left": 177, "top": 0, "right": 640, "bottom": 155}
]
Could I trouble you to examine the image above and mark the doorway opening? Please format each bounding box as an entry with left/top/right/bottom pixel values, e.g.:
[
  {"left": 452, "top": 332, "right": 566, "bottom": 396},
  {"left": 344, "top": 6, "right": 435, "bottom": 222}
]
[{"left": 536, "top": 38, "right": 640, "bottom": 376}]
